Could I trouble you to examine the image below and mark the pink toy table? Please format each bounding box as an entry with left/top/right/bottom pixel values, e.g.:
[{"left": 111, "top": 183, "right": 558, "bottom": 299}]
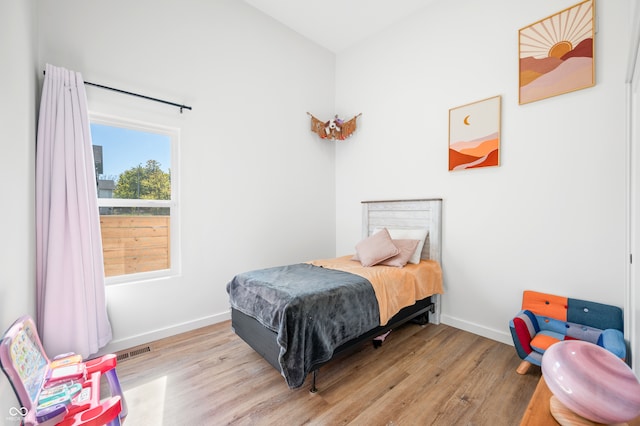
[{"left": 0, "top": 315, "right": 127, "bottom": 426}]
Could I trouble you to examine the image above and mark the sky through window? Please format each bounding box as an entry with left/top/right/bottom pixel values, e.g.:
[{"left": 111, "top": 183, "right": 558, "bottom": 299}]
[{"left": 90, "top": 123, "right": 171, "bottom": 180}]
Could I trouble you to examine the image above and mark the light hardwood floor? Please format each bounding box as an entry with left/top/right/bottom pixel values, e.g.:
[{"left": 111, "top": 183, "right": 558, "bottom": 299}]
[{"left": 111, "top": 321, "right": 541, "bottom": 425}]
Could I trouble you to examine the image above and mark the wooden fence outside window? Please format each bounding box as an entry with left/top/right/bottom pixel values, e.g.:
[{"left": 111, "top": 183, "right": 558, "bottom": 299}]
[{"left": 99, "top": 215, "right": 170, "bottom": 277}]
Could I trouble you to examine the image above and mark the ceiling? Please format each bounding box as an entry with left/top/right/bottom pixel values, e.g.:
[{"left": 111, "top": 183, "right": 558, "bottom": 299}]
[{"left": 243, "top": 0, "right": 438, "bottom": 53}]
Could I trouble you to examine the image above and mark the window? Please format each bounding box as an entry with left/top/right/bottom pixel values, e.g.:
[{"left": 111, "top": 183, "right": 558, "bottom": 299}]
[{"left": 90, "top": 113, "right": 180, "bottom": 283}]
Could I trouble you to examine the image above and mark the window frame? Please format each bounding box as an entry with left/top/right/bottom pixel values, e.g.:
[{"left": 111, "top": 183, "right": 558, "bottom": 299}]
[{"left": 90, "top": 112, "right": 181, "bottom": 285}]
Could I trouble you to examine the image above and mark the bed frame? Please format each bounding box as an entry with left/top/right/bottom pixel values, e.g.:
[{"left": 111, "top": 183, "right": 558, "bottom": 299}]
[{"left": 231, "top": 198, "right": 443, "bottom": 392}]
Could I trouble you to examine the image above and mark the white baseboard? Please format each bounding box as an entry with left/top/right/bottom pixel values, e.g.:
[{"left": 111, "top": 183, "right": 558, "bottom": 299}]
[
  {"left": 440, "top": 314, "right": 513, "bottom": 346},
  {"left": 96, "top": 311, "right": 231, "bottom": 356},
  {"left": 96, "top": 311, "right": 514, "bottom": 357}
]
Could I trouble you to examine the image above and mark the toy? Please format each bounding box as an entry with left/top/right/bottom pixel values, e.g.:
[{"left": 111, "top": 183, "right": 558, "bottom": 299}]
[
  {"left": 307, "top": 112, "right": 361, "bottom": 141},
  {"left": 0, "top": 315, "right": 127, "bottom": 425}
]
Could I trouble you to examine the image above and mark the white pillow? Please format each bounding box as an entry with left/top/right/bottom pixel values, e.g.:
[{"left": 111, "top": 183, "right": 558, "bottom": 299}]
[{"left": 374, "top": 228, "right": 428, "bottom": 264}]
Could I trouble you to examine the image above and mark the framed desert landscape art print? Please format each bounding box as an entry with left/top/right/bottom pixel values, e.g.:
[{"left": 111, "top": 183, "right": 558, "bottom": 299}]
[
  {"left": 519, "top": 0, "right": 595, "bottom": 105},
  {"left": 448, "top": 95, "right": 501, "bottom": 171}
]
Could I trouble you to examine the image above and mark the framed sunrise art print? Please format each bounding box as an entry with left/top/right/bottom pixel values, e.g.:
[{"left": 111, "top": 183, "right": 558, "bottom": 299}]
[
  {"left": 448, "top": 95, "right": 501, "bottom": 171},
  {"left": 518, "top": 0, "right": 595, "bottom": 105}
]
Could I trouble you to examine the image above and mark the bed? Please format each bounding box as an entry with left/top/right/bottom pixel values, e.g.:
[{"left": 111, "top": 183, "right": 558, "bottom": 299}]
[{"left": 227, "top": 198, "right": 443, "bottom": 392}]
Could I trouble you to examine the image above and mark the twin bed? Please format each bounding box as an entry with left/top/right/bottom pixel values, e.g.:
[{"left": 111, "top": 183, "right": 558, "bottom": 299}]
[{"left": 227, "top": 199, "right": 443, "bottom": 392}]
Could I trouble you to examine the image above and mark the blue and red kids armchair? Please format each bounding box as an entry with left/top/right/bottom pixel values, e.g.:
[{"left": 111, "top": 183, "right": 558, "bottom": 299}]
[{"left": 509, "top": 290, "right": 625, "bottom": 374}]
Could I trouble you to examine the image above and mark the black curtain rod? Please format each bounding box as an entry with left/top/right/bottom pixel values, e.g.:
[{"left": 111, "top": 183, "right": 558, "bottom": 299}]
[
  {"left": 84, "top": 81, "right": 192, "bottom": 113},
  {"left": 43, "top": 70, "right": 192, "bottom": 113}
]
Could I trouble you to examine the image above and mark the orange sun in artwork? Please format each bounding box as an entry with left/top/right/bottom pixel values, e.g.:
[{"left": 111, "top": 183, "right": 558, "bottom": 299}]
[
  {"left": 548, "top": 41, "right": 573, "bottom": 58},
  {"left": 519, "top": 0, "right": 593, "bottom": 60}
]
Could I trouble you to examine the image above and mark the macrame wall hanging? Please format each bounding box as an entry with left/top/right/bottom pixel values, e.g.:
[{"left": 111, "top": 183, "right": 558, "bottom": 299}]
[{"left": 307, "top": 112, "right": 361, "bottom": 141}]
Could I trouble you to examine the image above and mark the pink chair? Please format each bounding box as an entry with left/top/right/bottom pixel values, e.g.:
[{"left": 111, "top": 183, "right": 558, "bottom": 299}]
[{"left": 0, "top": 315, "right": 127, "bottom": 426}]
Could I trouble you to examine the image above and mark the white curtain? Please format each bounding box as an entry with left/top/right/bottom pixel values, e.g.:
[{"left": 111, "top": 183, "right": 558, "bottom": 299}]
[{"left": 36, "top": 64, "right": 112, "bottom": 358}]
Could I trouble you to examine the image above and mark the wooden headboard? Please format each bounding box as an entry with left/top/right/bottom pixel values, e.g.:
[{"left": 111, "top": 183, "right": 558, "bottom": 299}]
[
  {"left": 361, "top": 198, "right": 442, "bottom": 263},
  {"left": 361, "top": 198, "right": 443, "bottom": 324}
]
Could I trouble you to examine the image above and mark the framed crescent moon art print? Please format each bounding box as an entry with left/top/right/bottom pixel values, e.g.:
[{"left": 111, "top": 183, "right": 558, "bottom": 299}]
[
  {"left": 518, "top": 0, "right": 595, "bottom": 104},
  {"left": 448, "top": 95, "right": 501, "bottom": 171}
]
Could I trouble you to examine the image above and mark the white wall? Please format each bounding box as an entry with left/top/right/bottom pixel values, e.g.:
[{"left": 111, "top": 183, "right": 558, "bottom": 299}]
[
  {"left": 0, "top": 0, "right": 37, "bottom": 415},
  {"left": 37, "top": 0, "right": 337, "bottom": 353},
  {"left": 628, "top": 1, "right": 640, "bottom": 375},
  {"left": 335, "top": 0, "right": 632, "bottom": 345},
  {"left": 631, "top": 51, "right": 640, "bottom": 375}
]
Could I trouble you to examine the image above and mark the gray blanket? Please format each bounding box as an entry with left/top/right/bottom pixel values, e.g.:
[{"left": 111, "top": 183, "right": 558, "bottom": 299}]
[{"left": 226, "top": 263, "right": 380, "bottom": 389}]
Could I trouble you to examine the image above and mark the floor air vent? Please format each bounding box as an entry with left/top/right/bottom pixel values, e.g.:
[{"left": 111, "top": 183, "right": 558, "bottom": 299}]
[{"left": 116, "top": 345, "right": 152, "bottom": 362}]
